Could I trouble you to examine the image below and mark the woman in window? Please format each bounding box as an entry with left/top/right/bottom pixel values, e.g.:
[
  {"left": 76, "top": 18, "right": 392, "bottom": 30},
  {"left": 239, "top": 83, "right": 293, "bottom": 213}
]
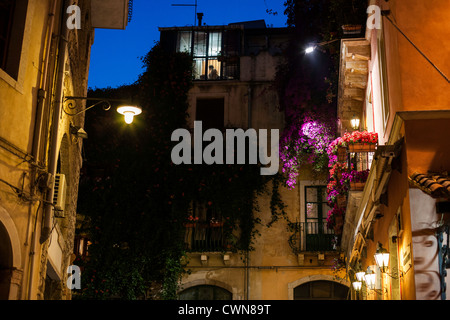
[{"left": 208, "top": 65, "right": 218, "bottom": 80}]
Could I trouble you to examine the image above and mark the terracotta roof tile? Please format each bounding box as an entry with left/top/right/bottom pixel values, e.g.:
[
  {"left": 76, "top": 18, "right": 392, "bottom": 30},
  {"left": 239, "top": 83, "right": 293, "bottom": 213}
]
[{"left": 409, "top": 172, "right": 450, "bottom": 198}]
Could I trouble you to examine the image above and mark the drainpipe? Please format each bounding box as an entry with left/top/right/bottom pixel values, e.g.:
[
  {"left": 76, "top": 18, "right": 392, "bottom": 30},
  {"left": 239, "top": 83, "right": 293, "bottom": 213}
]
[
  {"left": 247, "top": 85, "right": 252, "bottom": 129},
  {"left": 246, "top": 250, "right": 250, "bottom": 300},
  {"left": 27, "top": 0, "right": 59, "bottom": 300},
  {"left": 32, "top": 0, "right": 58, "bottom": 162},
  {"left": 40, "top": 0, "right": 70, "bottom": 245}
]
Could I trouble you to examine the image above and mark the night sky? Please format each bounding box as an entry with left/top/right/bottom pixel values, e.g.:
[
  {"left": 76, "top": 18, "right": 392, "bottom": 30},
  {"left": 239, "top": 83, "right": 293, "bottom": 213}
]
[{"left": 88, "top": 0, "right": 288, "bottom": 89}]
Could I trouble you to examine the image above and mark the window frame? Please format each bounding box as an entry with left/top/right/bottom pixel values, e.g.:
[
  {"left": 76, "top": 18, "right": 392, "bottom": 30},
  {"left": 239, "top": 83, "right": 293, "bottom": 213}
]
[
  {"left": 176, "top": 29, "right": 240, "bottom": 81},
  {"left": 303, "top": 184, "right": 335, "bottom": 251},
  {"left": 0, "top": 0, "right": 28, "bottom": 81},
  {"left": 304, "top": 185, "right": 330, "bottom": 234},
  {"left": 0, "top": 0, "right": 30, "bottom": 92}
]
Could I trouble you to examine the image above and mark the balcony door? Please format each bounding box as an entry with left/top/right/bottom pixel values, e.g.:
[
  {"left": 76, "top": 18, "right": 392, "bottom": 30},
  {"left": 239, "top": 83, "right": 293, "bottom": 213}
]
[{"left": 305, "top": 186, "right": 334, "bottom": 251}]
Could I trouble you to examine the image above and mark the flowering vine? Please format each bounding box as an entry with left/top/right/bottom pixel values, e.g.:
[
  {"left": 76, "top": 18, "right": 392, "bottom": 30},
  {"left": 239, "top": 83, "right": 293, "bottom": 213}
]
[
  {"left": 342, "top": 169, "right": 370, "bottom": 183},
  {"left": 279, "top": 112, "right": 336, "bottom": 189},
  {"left": 325, "top": 131, "right": 377, "bottom": 232}
]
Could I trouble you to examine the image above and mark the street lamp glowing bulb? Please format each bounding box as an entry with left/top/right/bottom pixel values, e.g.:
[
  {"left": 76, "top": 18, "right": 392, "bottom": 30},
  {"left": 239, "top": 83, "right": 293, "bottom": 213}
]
[
  {"left": 305, "top": 46, "right": 315, "bottom": 54},
  {"left": 117, "top": 106, "right": 142, "bottom": 124},
  {"left": 124, "top": 112, "right": 134, "bottom": 124}
]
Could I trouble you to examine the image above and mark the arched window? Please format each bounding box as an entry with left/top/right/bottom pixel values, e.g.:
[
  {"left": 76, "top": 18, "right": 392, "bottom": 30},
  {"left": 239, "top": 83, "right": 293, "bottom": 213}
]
[
  {"left": 179, "top": 285, "right": 232, "bottom": 300},
  {"left": 294, "top": 280, "right": 348, "bottom": 300},
  {"left": 0, "top": 222, "right": 13, "bottom": 299}
]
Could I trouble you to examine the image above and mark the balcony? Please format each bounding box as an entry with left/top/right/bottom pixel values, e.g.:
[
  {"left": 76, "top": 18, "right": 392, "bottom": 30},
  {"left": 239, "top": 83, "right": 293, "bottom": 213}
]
[
  {"left": 184, "top": 221, "right": 227, "bottom": 252},
  {"left": 289, "top": 221, "right": 338, "bottom": 253}
]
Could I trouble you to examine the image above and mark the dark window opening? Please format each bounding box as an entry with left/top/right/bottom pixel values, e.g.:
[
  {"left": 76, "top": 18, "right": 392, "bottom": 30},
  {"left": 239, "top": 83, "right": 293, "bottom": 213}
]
[
  {"left": 0, "top": 0, "right": 28, "bottom": 80},
  {"left": 196, "top": 98, "right": 224, "bottom": 131},
  {"left": 294, "top": 281, "right": 349, "bottom": 300},
  {"left": 179, "top": 285, "right": 232, "bottom": 300},
  {"left": 0, "top": 222, "right": 12, "bottom": 300}
]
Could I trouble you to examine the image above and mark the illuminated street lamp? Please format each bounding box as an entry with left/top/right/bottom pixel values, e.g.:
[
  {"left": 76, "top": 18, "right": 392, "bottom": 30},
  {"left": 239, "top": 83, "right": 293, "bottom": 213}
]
[
  {"left": 351, "top": 114, "right": 360, "bottom": 130},
  {"left": 355, "top": 263, "right": 366, "bottom": 282},
  {"left": 374, "top": 242, "right": 390, "bottom": 273},
  {"left": 352, "top": 281, "right": 362, "bottom": 292},
  {"left": 64, "top": 96, "right": 142, "bottom": 124},
  {"left": 364, "top": 267, "right": 376, "bottom": 290},
  {"left": 305, "top": 46, "right": 315, "bottom": 54},
  {"left": 117, "top": 106, "right": 142, "bottom": 124},
  {"left": 305, "top": 38, "right": 339, "bottom": 54}
]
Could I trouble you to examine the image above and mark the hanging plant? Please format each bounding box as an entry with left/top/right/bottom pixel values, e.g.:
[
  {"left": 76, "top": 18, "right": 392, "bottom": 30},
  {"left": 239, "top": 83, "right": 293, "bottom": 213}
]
[
  {"left": 344, "top": 130, "right": 378, "bottom": 145},
  {"left": 342, "top": 169, "right": 370, "bottom": 183}
]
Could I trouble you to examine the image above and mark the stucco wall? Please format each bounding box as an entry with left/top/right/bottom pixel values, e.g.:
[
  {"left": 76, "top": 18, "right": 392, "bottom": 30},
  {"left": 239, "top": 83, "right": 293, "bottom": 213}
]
[{"left": 0, "top": 0, "right": 93, "bottom": 299}]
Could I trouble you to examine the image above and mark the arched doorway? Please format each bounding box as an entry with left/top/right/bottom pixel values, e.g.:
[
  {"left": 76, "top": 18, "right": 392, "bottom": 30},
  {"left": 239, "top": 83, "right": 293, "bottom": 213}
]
[
  {"left": 179, "top": 285, "right": 232, "bottom": 300},
  {"left": 294, "top": 280, "right": 349, "bottom": 300},
  {"left": 0, "top": 222, "right": 13, "bottom": 299}
]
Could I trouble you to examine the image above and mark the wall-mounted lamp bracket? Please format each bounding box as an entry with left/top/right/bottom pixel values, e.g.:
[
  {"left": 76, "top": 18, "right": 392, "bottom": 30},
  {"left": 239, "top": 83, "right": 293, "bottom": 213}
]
[
  {"left": 63, "top": 96, "right": 115, "bottom": 117},
  {"left": 63, "top": 96, "right": 142, "bottom": 124}
]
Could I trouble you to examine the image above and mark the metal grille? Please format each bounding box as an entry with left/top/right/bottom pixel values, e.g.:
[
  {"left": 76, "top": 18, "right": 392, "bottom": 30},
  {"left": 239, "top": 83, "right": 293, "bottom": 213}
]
[
  {"left": 289, "top": 222, "right": 337, "bottom": 253},
  {"left": 184, "top": 222, "right": 226, "bottom": 252}
]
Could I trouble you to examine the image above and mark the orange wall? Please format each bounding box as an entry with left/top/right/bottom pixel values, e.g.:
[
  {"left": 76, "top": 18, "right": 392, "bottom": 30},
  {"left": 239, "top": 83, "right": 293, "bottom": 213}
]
[
  {"left": 361, "top": 125, "right": 416, "bottom": 299},
  {"left": 382, "top": 0, "right": 450, "bottom": 136},
  {"left": 358, "top": 0, "right": 449, "bottom": 300},
  {"left": 393, "top": 0, "right": 450, "bottom": 110},
  {"left": 405, "top": 119, "right": 450, "bottom": 176},
  {"left": 366, "top": 118, "right": 450, "bottom": 299}
]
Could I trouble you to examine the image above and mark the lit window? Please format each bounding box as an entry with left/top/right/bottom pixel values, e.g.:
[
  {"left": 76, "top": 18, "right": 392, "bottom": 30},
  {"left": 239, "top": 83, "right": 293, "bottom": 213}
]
[
  {"left": 176, "top": 29, "right": 240, "bottom": 80},
  {"left": 176, "top": 31, "right": 192, "bottom": 53}
]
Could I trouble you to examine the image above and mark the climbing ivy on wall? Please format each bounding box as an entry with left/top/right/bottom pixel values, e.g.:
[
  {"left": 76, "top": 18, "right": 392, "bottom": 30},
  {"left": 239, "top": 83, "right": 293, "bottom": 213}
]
[{"left": 74, "top": 43, "right": 285, "bottom": 300}]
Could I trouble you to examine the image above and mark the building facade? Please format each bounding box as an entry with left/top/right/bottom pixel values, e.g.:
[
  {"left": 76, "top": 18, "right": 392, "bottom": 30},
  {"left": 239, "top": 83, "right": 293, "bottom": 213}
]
[
  {"left": 160, "top": 20, "right": 349, "bottom": 300},
  {"left": 0, "top": 0, "right": 130, "bottom": 300},
  {"left": 337, "top": 0, "right": 450, "bottom": 300}
]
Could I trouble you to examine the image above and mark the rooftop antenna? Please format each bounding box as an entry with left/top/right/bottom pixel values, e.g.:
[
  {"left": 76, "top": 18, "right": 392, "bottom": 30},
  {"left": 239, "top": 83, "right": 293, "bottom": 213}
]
[{"left": 171, "top": 0, "right": 198, "bottom": 26}]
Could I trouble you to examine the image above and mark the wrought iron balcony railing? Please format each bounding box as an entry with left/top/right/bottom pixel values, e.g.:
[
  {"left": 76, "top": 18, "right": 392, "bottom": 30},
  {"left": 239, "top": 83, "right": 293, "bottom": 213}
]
[
  {"left": 184, "top": 222, "right": 227, "bottom": 252},
  {"left": 184, "top": 221, "right": 338, "bottom": 253},
  {"left": 289, "top": 221, "right": 338, "bottom": 253}
]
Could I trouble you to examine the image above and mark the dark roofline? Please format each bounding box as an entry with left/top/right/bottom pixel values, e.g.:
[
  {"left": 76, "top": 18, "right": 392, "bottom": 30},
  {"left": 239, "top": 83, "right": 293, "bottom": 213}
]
[
  {"left": 228, "top": 19, "right": 267, "bottom": 29},
  {"left": 159, "top": 19, "right": 290, "bottom": 33},
  {"left": 158, "top": 25, "right": 243, "bottom": 31},
  {"left": 158, "top": 25, "right": 292, "bottom": 35}
]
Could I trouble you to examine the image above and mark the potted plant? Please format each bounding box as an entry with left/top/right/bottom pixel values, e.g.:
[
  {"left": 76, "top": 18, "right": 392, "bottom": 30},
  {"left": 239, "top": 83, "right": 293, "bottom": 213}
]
[
  {"left": 341, "top": 24, "right": 362, "bottom": 35},
  {"left": 184, "top": 215, "right": 199, "bottom": 228},
  {"left": 344, "top": 131, "right": 378, "bottom": 152},
  {"left": 329, "top": 0, "right": 367, "bottom": 37},
  {"left": 209, "top": 217, "right": 224, "bottom": 228},
  {"left": 343, "top": 169, "right": 370, "bottom": 191}
]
